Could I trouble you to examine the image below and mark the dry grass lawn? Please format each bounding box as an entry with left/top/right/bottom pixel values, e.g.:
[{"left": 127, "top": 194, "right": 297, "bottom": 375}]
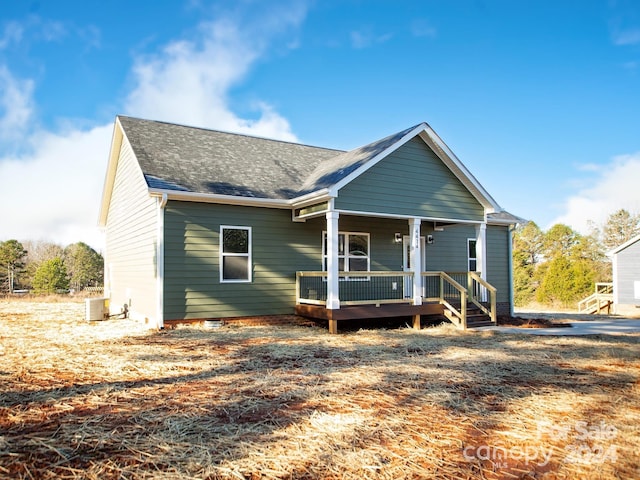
[{"left": 0, "top": 300, "right": 639, "bottom": 479}]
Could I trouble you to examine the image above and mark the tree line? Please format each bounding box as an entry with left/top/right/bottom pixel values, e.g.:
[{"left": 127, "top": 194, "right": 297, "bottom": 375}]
[
  {"left": 513, "top": 209, "right": 640, "bottom": 307},
  {"left": 0, "top": 240, "right": 103, "bottom": 295}
]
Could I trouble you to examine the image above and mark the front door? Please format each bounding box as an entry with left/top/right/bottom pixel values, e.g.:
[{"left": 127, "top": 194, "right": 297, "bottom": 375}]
[{"left": 402, "top": 235, "right": 426, "bottom": 298}]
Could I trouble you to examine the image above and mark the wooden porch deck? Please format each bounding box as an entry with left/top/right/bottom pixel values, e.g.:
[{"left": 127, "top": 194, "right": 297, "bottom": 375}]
[{"left": 295, "top": 302, "right": 445, "bottom": 334}]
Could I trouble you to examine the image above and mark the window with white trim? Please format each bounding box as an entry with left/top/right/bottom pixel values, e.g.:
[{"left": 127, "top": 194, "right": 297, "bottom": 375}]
[
  {"left": 322, "top": 232, "right": 370, "bottom": 272},
  {"left": 220, "top": 226, "right": 252, "bottom": 282},
  {"left": 467, "top": 238, "right": 477, "bottom": 272}
]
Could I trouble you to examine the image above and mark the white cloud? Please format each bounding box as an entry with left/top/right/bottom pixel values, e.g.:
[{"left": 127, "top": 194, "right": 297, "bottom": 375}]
[
  {"left": 0, "top": 124, "right": 112, "bottom": 250},
  {"left": 0, "top": 4, "right": 307, "bottom": 250},
  {"left": 411, "top": 19, "right": 437, "bottom": 38},
  {"left": 350, "top": 28, "right": 393, "bottom": 49},
  {"left": 612, "top": 28, "right": 640, "bottom": 46},
  {"left": 0, "top": 66, "right": 34, "bottom": 145},
  {"left": 551, "top": 153, "right": 640, "bottom": 233},
  {"left": 125, "top": 8, "right": 305, "bottom": 141},
  {"left": 0, "top": 21, "right": 23, "bottom": 49}
]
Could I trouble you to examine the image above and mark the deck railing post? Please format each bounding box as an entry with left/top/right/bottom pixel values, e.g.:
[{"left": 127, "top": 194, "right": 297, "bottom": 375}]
[{"left": 461, "top": 290, "right": 468, "bottom": 329}]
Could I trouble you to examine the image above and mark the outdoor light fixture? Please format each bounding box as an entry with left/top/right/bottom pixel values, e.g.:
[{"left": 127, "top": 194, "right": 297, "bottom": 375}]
[
  {"left": 394, "top": 233, "right": 402, "bottom": 243},
  {"left": 433, "top": 222, "right": 444, "bottom": 232},
  {"left": 427, "top": 234, "right": 434, "bottom": 244}
]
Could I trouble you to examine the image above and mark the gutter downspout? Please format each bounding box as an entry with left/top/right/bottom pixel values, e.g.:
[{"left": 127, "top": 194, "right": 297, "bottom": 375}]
[{"left": 156, "top": 193, "right": 168, "bottom": 329}]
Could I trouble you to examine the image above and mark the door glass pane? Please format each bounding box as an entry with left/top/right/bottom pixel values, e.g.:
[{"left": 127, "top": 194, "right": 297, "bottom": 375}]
[
  {"left": 406, "top": 242, "right": 411, "bottom": 269},
  {"left": 468, "top": 240, "right": 477, "bottom": 259}
]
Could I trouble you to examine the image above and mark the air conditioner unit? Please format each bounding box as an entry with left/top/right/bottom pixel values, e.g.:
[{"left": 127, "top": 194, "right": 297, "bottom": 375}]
[{"left": 85, "top": 297, "right": 109, "bottom": 321}]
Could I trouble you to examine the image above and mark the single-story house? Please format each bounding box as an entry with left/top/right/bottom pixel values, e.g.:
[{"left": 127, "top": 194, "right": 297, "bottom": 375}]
[
  {"left": 99, "top": 116, "right": 521, "bottom": 333},
  {"left": 609, "top": 234, "right": 640, "bottom": 316}
]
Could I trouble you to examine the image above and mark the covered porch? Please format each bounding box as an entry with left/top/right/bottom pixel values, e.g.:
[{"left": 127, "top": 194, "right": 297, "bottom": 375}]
[{"left": 295, "top": 270, "right": 497, "bottom": 333}]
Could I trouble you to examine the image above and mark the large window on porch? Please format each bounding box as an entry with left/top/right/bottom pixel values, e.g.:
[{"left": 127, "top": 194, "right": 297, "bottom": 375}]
[{"left": 322, "top": 232, "right": 370, "bottom": 273}]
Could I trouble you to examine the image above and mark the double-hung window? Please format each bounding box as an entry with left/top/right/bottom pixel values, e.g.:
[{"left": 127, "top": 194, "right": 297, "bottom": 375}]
[
  {"left": 322, "top": 232, "right": 370, "bottom": 274},
  {"left": 220, "top": 226, "right": 252, "bottom": 282}
]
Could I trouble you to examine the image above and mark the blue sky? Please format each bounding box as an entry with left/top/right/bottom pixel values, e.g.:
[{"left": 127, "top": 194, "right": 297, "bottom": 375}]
[{"left": 1, "top": 0, "right": 639, "bottom": 250}]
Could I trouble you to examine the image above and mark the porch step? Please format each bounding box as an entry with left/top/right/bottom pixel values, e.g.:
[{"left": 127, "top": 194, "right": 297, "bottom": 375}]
[
  {"left": 443, "top": 305, "right": 495, "bottom": 329},
  {"left": 466, "top": 314, "right": 495, "bottom": 328}
]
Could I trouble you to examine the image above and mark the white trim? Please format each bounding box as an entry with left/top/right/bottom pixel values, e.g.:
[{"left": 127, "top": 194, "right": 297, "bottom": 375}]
[
  {"left": 150, "top": 189, "right": 291, "bottom": 209},
  {"left": 467, "top": 238, "right": 478, "bottom": 273},
  {"left": 325, "top": 211, "right": 340, "bottom": 309},
  {"left": 156, "top": 193, "right": 168, "bottom": 329},
  {"left": 334, "top": 208, "right": 484, "bottom": 224},
  {"left": 508, "top": 225, "right": 515, "bottom": 316},
  {"left": 98, "top": 118, "right": 125, "bottom": 226},
  {"left": 219, "top": 225, "right": 252, "bottom": 283},
  {"left": 409, "top": 218, "right": 422, "bottom": 305},
  {"left": 475, "top": 223, "right": 487, "bottom": 281},
  {"left": 148, "top": 187, "right": 335, "bottom": 211},
  {"left": 328, "top": 124, "right": 428, "bottom": 196},
  {"left": 608, "top": 233, "right": 640, "bottom": 256}
]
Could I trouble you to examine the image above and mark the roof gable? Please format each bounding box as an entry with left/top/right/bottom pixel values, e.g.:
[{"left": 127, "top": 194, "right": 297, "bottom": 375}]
[{"left": 103, "top": 116, "right": 509, "bottom": 220}]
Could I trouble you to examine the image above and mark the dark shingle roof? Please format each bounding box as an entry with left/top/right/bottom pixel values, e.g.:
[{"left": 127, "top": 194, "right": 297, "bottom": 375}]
[{"left": 118, "top": 116, "right": 344, "bottom": 200}]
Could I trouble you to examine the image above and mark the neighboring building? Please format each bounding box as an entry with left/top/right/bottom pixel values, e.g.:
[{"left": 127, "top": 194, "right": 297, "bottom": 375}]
[
  {"left": 99, "top": 116, "right": 521, "bottom": 332},
  {"left": 609, "top": 234, "right": 640, "bottom": 316}
]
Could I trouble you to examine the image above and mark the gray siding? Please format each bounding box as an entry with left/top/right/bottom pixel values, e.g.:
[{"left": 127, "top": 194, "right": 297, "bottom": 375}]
[
  {"left": 615, "top": 239, "right": 640, "bottom": 305},
  {"left": 164, "top": 206, "right": 419, "bottom": 319},
  {"left": 335, "top": 137, "right": 484, "bottom": 221},
  {"left": 426, "top": 224, "right": 475, "bottom": 272},
  {"left": 486, "top": 225, "right": 511, "bottom": 304},
  {"left": 163, "top": 203, "right": 321, "bottom": 319},
  {"left": 104, "top": 138, "right": 158, "bottom": 322},
  {"left": 426, "top": 224, "right": 511, "bottom": 303},
  {"left": 163, "top": 204, "right": 512, "bottom": 319}
]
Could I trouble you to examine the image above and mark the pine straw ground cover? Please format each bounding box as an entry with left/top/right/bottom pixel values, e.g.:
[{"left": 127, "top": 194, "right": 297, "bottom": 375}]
[{"left": 0, "top": 301, "right": 638, "bottom": 480}]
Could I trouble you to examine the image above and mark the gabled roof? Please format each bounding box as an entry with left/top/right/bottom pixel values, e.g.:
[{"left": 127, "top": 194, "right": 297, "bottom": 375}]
[
  {"left": 101, "top": 115, "right": 518, "bottom": 225},
  {"left": 608, "top": 233, "right": 640, "bottom": 256},
  {"left": 117, "top": 116, "right": 342, "bottom": 200}
]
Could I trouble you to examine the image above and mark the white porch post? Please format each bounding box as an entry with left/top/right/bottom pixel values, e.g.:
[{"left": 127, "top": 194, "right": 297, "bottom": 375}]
[
  {"left": 409, "top": 218, "right": 422, "bottom": 305},
  {"left": 475, "top": 223, "right": 487, "bottom": 280},
  {"left": 326, "top": 211, "right": 340, "bottom": 310},
  {"left": 476, "top": 222, "right": 488, "bottom": 302}
]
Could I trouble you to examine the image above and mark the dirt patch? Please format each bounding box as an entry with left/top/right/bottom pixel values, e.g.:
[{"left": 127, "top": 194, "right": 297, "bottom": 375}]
[{"left": 1, "top": 300, "right": 638, "bottom": 479}]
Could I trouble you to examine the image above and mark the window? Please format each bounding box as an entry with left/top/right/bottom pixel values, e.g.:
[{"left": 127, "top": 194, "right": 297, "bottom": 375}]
[
  {"left": 468, "top": 239, "right": 477, "bottom": 272},
  {"left": 323, "top": 232, "right": 370, "bottom": 272},
  {"left": 220, "top": 226, "right": 251, "bottom": 282}
]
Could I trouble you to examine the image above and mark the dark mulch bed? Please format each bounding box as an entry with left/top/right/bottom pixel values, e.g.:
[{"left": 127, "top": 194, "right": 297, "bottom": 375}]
[{"left": 497, "top": 315, "right": 572, "bottom": 328}]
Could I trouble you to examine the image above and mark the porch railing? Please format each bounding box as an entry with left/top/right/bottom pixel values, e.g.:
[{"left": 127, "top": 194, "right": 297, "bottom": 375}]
[
  {"left": 296, "top": 270, "right": 497, "bottom": 327},
  {"left": 296, "top": 271, "right": 413, "bottom": 306},
  {"left": 577, "top": 282, "right": 613, "bottom": 314}
]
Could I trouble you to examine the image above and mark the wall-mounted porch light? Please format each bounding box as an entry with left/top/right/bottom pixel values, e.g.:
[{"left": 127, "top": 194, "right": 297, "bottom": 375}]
[{"left": 394, "top": 232, "right": 402, "bottom": 243}]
